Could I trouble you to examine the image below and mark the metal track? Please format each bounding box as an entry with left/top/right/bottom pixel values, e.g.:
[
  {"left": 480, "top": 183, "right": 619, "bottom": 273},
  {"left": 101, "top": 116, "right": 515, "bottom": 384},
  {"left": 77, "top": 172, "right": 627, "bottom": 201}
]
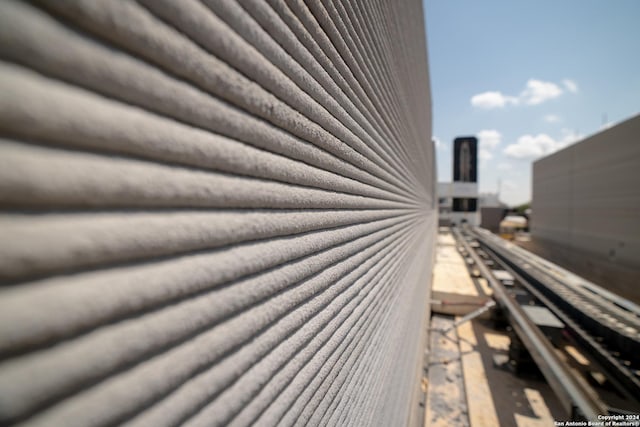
[
  {"left": 453, "top": 226, "right": 640, "bottom": 419},
  {"left": 468, "top": 228, "right": 640, "bottom": 402}
]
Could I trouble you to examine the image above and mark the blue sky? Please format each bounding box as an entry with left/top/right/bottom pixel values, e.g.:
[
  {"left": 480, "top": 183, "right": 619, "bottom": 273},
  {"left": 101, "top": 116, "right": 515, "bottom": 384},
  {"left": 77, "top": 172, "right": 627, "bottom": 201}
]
[{"left": 423, "top": 0, "right": 640, "bottom": 205}]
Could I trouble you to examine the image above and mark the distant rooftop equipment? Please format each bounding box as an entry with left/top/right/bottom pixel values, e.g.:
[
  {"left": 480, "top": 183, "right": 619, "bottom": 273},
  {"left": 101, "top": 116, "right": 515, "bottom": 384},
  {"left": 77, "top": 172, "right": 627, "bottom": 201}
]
[
  {"left": 480, "top": 207, "right": 505, "bottom": 233},
  {"left": 501, "top": 215, "right": 528, "bottom": 227}
]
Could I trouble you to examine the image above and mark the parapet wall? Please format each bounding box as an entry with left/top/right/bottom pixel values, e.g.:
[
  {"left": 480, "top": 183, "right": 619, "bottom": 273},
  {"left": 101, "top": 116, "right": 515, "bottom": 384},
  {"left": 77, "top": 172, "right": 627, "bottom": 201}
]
[{"left": 532, "top": 115, "right": 640, "bottom": 302}]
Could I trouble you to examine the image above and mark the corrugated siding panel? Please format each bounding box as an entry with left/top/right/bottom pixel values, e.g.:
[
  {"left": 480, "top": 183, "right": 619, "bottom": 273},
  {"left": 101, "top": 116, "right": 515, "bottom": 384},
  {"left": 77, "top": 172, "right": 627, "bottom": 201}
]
[{"left": 0, "top": 1, "right": 434, "bottom": 425}]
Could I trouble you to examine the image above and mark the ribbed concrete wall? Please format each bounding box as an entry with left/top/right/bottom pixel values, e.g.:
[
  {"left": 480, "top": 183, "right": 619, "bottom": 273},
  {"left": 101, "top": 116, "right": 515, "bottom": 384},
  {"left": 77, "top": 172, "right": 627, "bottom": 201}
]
[
  {"left": 0, "top": 1, "right": 434, "bottom": 426},
  {"left": 532, "top": 115, "right": 640, "bottom": 302}
]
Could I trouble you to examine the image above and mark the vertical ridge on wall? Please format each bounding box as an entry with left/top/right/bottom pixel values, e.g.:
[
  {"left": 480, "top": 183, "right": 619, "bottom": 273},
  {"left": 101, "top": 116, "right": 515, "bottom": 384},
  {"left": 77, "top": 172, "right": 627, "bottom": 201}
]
[{"left": 0, "top": 0, "right": 435, "bottom": 425}]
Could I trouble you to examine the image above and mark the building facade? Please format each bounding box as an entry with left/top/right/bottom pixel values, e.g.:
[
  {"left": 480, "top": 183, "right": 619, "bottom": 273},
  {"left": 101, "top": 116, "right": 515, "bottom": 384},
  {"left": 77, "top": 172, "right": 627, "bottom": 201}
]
[
  {"left": 532, "top": 114, "right": 640, "bottom": 302},
  {"left": 0, "top": 1, "right": 435, "bottom": 425}
]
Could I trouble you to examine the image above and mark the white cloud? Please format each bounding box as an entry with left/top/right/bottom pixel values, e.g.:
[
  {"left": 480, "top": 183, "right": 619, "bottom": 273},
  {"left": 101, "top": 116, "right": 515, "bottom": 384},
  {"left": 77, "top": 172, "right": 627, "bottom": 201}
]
[
  {"left": 543, "top": 114, "right": 561, "bottom": 123},
  {"left": 433, "top": 136, "right": 447, "bottom": 151},
  {"left": 559, "top": 128, "right": 583, "bottom": 145},
  {"left": 479, "top": 149, "right": 493, "bottom": 161},
  {"left": 562, "top": 79, "right": 578, "bottom": 93},
  {"left": 497, "top": 162, "right": 513, "bottom": 170},
  {"left": 503, "top": 133, "right": 567, "bottom": 159},
  {"left": 503, "top": 130, "right": 583, "bottom": 160},
  {"left": 477, "top": 129, "right": 502, "bottom": 149},
  {"left": 476, "top": 130, "right": 502, "bottom": 163},
  {"left": 520, "top": 79, "right": 563, "bottom": 105},
  {"left": 470, "top": 91, "right": 519, "bottom": 109},
  {"left": 471, "top": 79, "right": 577, "bottom": 110}
]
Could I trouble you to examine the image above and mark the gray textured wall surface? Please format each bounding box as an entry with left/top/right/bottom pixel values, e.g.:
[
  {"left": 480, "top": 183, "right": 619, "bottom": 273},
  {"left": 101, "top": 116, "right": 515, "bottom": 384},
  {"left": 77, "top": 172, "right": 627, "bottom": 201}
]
[
  {"left": 0, "top": 1, "right": 435, "bottom": 426},
  {"left": 532, "top": 115, "right": 640, "bottom": 301}
]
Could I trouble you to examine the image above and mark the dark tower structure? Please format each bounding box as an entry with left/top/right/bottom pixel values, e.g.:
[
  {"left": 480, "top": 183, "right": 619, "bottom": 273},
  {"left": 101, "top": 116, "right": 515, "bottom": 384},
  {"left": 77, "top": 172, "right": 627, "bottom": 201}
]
[
  {"left": 453, "top": 136, "right": 477, "bottom": 183},
  {"left": 452, "top": 136, "right": 478, "bottom": 213}
]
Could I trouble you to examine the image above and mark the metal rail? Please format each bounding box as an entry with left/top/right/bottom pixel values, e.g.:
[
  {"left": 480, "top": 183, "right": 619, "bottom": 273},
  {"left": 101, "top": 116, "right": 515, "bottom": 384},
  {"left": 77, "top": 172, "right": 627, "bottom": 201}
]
[
  {"left": 473, "top": 228, "right": 640, "bottom": 324},
  {"left": 452, "top": 227, "right": 607, "bottom": 421},
  {"left": 469, "top": 227, "right": 640, "bottom": 403}
]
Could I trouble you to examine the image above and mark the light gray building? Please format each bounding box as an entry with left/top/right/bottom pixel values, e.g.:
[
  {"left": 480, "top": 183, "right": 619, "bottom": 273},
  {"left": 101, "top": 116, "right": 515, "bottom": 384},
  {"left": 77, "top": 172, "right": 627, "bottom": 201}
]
[{"left": 531, "top": 114, "right": 640, "bottom": 302}]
